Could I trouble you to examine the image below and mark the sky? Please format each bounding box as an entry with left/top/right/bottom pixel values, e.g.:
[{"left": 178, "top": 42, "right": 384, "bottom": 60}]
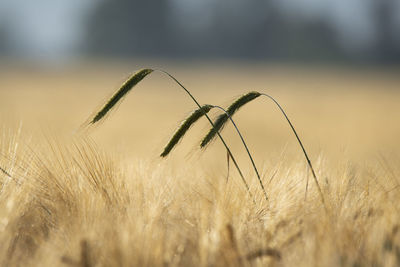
[{"left": 0, "top": 0, "right": 94, "bottom": 60}]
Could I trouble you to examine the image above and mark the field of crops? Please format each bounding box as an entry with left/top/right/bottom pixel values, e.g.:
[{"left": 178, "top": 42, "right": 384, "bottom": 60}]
[{"left": 0, "top": 63, "right": 400, "bottom": 266}]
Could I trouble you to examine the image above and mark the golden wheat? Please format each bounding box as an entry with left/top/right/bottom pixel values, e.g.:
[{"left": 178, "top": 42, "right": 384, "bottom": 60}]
[{"left": 0, "top": 65, "right": 399, "bottom": 266}]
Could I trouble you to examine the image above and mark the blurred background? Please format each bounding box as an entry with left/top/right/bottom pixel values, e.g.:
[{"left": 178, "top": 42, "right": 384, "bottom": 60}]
[
  {"left": 0, "top": 0, "right": 399, "bottom": 64},
  {"left": 0, "top": 0, "right": 399, "bottom": 167}
]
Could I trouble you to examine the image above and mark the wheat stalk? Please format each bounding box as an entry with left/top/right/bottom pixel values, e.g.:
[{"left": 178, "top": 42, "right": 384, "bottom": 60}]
[
  {"left": 258, "top": 93, "right": 325, "bottom": 207},
  {"left": 200, "top": 91, "right": 325, "bottom": 207}
]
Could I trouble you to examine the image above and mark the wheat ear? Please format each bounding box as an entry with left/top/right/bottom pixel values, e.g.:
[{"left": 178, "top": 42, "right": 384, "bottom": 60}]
[
  {"left": 89, "top": 68, "right": 153, "bottom": 124},
  {"left": 201, "top": 92, "right": 261, "bottom": 147},
  {"left": 160, "top": 105, "right": 213, "bottom": 157}
]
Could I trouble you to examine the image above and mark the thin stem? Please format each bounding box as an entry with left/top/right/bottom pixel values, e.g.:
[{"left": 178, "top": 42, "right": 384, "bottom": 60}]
[
  {"left": 0, "top": 165, "right": 21, "bottom": 186},
  {"left": 154, "top": 69, "right": 251, "bottom": 194},
  {"left": 0, "top": 166, "right": 11, "bottom": 178},
  {"left": 226, "top": 150, "right": 230, "bottom": 183},
  {"left": 211, "top": 105, "right": 268, "bottom": 201},
  {"left": 304, "top": 164, "right": 309, "bottom": 201},
  {"left": 259, "top": 93, "right": 325, "bottom": 207}
]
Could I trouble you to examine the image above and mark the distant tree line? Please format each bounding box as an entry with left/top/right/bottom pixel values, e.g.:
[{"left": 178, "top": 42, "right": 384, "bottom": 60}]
[{"left": 85, "top": 0, "right": 400, "bottom": 63}]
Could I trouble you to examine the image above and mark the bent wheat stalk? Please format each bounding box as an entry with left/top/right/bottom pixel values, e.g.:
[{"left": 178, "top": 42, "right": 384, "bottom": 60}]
[
  {"left": 201, "top": 91, "right": 325, "bottom": 206},
  {"left": 161, "top": 104, "right": 267, "bottom": 201},
  {"left": 259, "top": 93, "right": 325, "bottom": 206},
  {"left": 85, "top": 69, "right": 251, "bottom": 195}
]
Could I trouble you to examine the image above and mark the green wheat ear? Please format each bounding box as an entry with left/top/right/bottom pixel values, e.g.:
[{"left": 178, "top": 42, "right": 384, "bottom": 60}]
[
  {"left": 161, "top": 104, "right": 213, "bottom": 157},
  {"left": 90, "top": 68, "right": 153, "bottom": 124},
  {"left": 201, "top": 91, "right": 261, "bottom": 147}
]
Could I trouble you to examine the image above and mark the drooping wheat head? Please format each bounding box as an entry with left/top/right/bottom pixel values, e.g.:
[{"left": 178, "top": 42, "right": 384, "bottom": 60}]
[
  {"left": 90, "top": 68, "right": 153, "bottom": 124},
  {"left": 160, "top": 104, "right": 213, "bottom": 157},
  {"left": 201, "top": 91, "right": 261, "bottom": 148}
]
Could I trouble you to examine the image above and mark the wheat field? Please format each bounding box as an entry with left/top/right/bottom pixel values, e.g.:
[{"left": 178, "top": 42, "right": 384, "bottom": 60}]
[{"left": 0, "top": 63, "right": 400, "bottom": 266}]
